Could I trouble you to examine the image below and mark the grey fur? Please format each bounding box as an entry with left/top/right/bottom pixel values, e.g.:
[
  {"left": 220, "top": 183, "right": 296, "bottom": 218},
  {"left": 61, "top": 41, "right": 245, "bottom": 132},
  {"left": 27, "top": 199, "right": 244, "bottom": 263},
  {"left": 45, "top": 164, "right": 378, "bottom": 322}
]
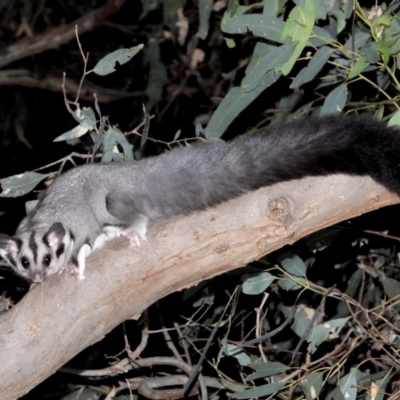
[{"left": 1, "top": 115, "right": 400, "bottom": 282}]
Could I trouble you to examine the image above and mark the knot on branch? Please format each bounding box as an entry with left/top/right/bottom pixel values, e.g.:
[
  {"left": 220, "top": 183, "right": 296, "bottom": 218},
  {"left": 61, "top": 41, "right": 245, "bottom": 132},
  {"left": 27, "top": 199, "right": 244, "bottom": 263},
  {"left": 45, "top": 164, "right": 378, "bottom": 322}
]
[{"left": 267, "top": 195, "right": 293, "bottom": 223}]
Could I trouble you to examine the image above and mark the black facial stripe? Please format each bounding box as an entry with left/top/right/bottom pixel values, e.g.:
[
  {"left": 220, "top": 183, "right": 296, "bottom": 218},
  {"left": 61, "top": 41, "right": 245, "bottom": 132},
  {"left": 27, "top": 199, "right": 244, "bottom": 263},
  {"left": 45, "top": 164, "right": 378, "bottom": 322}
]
[
  {"left": 56, "top": 243, "right": 65, "bottom": 258},
  {"left": 29, "top": 231, "right": 38, "bottom": 264},
  {"left": 69, "top": 231, "right": 75, "bottom": 242},
  {"left": 102, "top": 223, "right": 124, "bottom": 228}
]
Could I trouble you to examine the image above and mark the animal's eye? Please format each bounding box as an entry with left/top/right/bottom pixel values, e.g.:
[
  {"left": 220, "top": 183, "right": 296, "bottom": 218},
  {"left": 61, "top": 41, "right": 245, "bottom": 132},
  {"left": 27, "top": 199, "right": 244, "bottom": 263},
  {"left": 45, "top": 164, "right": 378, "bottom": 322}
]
[
  {"left": 43, "top": 254, "right": 52, "bottom": 267},
  {"left": 21, "top": 256, "right": 30, "bottom": 269}
]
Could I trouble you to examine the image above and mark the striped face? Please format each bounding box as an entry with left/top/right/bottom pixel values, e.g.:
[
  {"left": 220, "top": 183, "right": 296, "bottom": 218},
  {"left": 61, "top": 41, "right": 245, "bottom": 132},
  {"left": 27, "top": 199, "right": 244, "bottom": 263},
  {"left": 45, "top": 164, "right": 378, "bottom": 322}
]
[{"left": 0, "top": 223, "right": 74, "bottom": 283}]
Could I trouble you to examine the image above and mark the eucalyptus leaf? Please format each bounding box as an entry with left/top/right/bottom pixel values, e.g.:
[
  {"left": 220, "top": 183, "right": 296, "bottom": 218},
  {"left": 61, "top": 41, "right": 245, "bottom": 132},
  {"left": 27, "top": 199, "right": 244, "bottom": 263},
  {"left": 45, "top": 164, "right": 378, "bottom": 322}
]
[
  {"left": 53, "top": 124, "right": 89, "bottom": 142},
  {"left": 291, "top": 46, "right": 333, "bottom": 88},
  {"left": 347, "top": 55, "right": 369, "bottom": 79},
  {"left": 279, "top": 252, "right": 307, "bottom": 278},
  {"left": 219, "top": 344, "right": 251, "bottom": 366},
  {"left": 331, "top": 10, "right": 346, "bottom": 34},
  {"left": 242, "top": 43, "right": 292, "bottom": 91},
  {"left": 381, "top": 276, "right": 400, "bottom": 299},
  {"left": 278, "top": 276, "right": 302, "bottom": 291},
  {"left": 93, "top": 45, "right": 144, "bottom": 76},
  {"left": 366, "top": 371, "right": 393, "bottom": 400},
  {"left": 311, "top": 26, "right": 336, "bottom": 43},
  {"left": 205, "top": 70, "right": 281, "bottom": 138},
  {"left": 242, "top": 272, "right": 275, "bottom": 295},
  {"left": 307, "top": 317, "right": 349, "bottom": 353},
  {"left": 102, "top": 128, "right": 133, "bottom": 162},
  {"left": 0, "top": 172, "right": 49, "bottom": 198},
  {"left": 320, "top": 83, "right": 348, "bottom": 115},
  {"left": 388, "top": 109, "right": 400, "bottom": 127},
  {"left": 339, "top": 369, "right": 357, "bottom": 400},
  {"left": 345, "top": 269, "right": 362, "bottom": 297},
  {"left": 291, "top": 305, "right": 315, "bottom": 338},
  {"left": 281, "top": 0, "right": 315, "bottom": 42},
  {"left": 222, "top": 14, "right": 284, "bottom": 43},
  {"left": 344, "top": 31, "right": 371, "bottom": 51},
  {"left": 75, "top": 107, "right": 97, "bottom": 129},
  {"left": 279, "top": 0, "right": 316, "bottom": 75},
  {"left": 234, "top": 382, "right": 286, "bottom": 399},
  {"left": 300, "top": 370, "right": 324, "bottom": 400},
  {"left": 247, "top": 361, "right": 289, "bottom": 380}
]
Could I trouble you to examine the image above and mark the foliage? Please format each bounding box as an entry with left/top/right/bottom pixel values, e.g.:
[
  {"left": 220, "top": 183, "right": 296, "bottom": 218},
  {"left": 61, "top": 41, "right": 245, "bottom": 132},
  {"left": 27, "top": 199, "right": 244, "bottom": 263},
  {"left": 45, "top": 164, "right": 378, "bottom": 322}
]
[{"left": 1, "top": 0, "right": 400, "bottom": 399}]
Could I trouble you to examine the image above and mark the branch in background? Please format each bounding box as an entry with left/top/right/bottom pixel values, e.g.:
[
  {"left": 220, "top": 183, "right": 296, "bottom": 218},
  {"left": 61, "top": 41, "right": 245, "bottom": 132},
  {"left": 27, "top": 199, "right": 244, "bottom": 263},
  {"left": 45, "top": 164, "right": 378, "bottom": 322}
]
[
  {"left": 0, "top": 70, "right": 145, "bottom": 103},
  {"left": 0, "top": 0, "right": 127, "bottom": 69}
]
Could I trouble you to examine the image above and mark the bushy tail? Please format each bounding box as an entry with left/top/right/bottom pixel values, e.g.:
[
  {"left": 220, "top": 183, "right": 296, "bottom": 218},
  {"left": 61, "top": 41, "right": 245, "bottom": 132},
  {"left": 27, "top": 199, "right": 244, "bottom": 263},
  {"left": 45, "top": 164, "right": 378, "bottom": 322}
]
[{"left": 114, "top": 116, "right": 400, "bottom": 221}]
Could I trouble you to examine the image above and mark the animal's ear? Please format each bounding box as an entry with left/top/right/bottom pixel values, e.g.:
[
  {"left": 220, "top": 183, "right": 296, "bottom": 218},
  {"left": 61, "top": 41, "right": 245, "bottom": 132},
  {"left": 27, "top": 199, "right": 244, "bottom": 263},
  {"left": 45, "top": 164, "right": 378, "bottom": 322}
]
[
  {"left": 43, "top": 223, "right": 66, "bottom": 248},
  {"left": 0, "top": 234, "right": 21, "bottom": 254}
]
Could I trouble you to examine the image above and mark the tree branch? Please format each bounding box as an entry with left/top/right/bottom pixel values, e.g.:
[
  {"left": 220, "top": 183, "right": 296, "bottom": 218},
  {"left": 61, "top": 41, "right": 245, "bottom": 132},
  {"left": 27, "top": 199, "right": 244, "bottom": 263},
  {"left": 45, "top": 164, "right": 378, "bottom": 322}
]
[
  {"left": 0, "top": 174, "right": 399, "bottom": 399},
  {"left": 0, "top": 0, "right": 127, "bottom": 69}
]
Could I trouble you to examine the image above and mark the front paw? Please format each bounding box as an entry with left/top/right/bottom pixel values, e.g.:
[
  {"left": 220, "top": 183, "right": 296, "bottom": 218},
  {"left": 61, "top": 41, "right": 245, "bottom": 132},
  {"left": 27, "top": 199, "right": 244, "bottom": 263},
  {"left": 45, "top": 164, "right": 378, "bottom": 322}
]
[{"left": 126, "top": 231, "right": 147, "bottom": 247}]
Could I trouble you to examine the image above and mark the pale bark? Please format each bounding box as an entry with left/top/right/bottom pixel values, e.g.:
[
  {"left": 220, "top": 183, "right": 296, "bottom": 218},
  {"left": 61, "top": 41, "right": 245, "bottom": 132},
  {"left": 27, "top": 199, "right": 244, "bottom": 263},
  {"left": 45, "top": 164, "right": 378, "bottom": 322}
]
[{"left": 0, "top": 174, "right": 399, "bottom": 399}]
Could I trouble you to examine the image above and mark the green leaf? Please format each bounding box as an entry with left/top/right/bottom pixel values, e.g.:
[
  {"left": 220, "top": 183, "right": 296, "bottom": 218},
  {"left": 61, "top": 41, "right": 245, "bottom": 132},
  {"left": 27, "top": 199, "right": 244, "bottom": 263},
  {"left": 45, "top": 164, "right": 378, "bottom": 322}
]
[
  {"left": 379, "top": 45, "right": 390, "bottom": 67},
  {"left": 242, "top": 272, "right": 275, "bottom": 295},
  {"left": 281, "top": 0, "right": 315, "bottom": 42},
  {"left": 311, "top": 26, "right": 335, "bottom": 43},
  {"left": 0, "top": 172, "right": 49, "bottom": 198},
  {"left": 307, "top": 317, "right": 349, "bottom": 353},
  {"left": 102, "top": 127, "right": 133, "bottom": 162},
  {"left": 281, "top": 37, "right": 308, "bottom": 76},
  {"left": 234, "top": 382, "right": 286, "bottom": 399},
  {"left": 315, "top": 0, "right": 328, "bottom": 20},
  {"left": 281, "top": 6, "right": 305, "bottom": 41},
  {"left": 348, "top": 55, "right": 369, "bottom": 80},
  {"left": 291, "top": 304, "right": 315, "bottom": 338},
  {"left": 291, "top": 46, "right": 333, "bottom": 88},
  {"left": 375, "top": 13, "right": 392, "bottom": 28},
  {"left": 344, "top": 32, "right": 370, "bottom": 52},
  {"left": 320, "top": 83, "right": 348, "bottom": 115},
  {"left": 360, "top": 42, "right": 380, "bottom": 63},
  {"left": 381, "top": 276, "right": 400, "bottom": 299},
  {"left": 368, "top": 371, "right": 393, "bottom": 400},
  {"left": 205, "top": 70, "right": 281, "bottom": 138},
  {"left": 53, "top": 124, "right": 89, "bottom": 142},
  {"left": 388, "top": 110, "right": 400, "bottom": 127},
  {"left": 279, "top": 252, "right": 307, "bottom": 278},
  {"left": 332, "top": 10, "right": 346, "bottom": 34},
  {"left": 110, "top": 127, "right": 134, "bottom": 161},
  {"left": 76, "top": 107, "right": 97, "bottom": 129},
  {"left": 342, "top": 0, "right": 353, "bottom": 19},
  {"left": 242, "top": 44, "right": 292, "bottom": 91},
  {"left": 278, "top": 276, "right": 303, "bottom": 291},
  {"left": 300, "top": 370, "right": 324, "bottom": 400},
  {"left": 219, "top": 344, "right": 251, "bottom": 366},
  {"left": 345, "top": 269, "right": 362, "bottom": 297},
  {"left": 93, "top": 45, "right": 144, "bottom": 76},
  {"left": 262, "top": 0, "right": 281, "bottom": 17},
  {"left": 247, "top": 361, "right": 289, "bottom": 380},
  {"left": 339, "top": 369, "right": 358, "bottom": 400},
  {"left": 222, "top": 14, "right": 284, "bottom": 43}
]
